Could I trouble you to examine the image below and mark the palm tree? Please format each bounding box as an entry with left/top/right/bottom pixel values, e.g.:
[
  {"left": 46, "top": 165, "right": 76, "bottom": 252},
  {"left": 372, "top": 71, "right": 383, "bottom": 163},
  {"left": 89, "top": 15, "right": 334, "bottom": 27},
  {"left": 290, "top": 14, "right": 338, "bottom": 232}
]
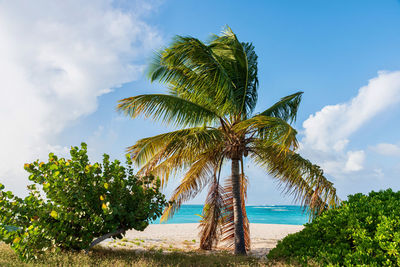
[{"left": 117, "top": 27, "right": 339, "bottom": 255}]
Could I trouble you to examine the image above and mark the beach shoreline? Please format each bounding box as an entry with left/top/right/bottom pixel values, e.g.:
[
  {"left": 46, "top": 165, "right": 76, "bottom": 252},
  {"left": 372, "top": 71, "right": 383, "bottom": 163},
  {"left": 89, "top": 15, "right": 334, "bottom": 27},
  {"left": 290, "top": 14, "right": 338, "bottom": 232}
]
[{"left": 102, "top": 223, "right": 303, "bottom": 257}]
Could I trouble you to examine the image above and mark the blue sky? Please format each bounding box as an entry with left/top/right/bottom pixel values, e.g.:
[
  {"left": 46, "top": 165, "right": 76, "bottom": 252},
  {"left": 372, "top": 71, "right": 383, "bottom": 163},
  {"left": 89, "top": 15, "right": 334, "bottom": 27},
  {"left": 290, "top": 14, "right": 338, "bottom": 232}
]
[{"left": 1, "top": 0, "right": 400, "bottom": 205}]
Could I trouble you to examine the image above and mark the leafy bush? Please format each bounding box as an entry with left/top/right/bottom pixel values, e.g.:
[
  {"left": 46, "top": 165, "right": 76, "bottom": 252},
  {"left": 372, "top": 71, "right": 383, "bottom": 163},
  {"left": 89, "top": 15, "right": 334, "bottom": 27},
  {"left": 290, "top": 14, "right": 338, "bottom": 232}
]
[
  {"left": 0, "top": 143, "right": 166, "bottom": 260},
  {"left": 267, "top": 189, "right": 400, "bottom": 266}
]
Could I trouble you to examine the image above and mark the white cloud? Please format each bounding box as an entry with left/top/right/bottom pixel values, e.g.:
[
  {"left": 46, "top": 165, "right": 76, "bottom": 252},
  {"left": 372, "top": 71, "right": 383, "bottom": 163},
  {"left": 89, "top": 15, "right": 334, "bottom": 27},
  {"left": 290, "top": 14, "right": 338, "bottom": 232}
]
[
  {"left": 300, "top": 71, "right": 400, "bottom": 176},
  {"left": 0, "top": 0, "right": 162, "bottom": 195},
  {"left": 373, "top": 168, "right": 384, "bottom": 179},
  {"left": 302, "top": 71, "right": 400, "bottom": 152},
  {"left": 371, "top": 143, "right": 400, "bottom": 156},
  {"left": 344, "top": 150, "right": 365, "bottom": 172},
  {"left": 310, "top": 149, "right": 365, "bottom": 176}
]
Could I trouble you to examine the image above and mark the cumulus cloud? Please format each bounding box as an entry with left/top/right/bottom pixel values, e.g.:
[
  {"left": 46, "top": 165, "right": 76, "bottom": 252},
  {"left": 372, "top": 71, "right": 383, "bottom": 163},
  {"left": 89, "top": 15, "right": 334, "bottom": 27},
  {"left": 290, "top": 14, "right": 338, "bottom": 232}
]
[
  {"left": 0, "top": 0, "right": 162, "bottom": 194},
  {"left": 373, "top": 168, "right": 384, "bottom": 179},
  {"left": 300, "top": 71, "right": 400, "bottom": 176},
  {"left": 303, "top": 71, "right": 400, "bottom": 152},
  {"left": 344, "top": 150, "right": 365, "bottom": 172},
  {"left": 371, "top": 143, "right": 400, "bottom": 156}
]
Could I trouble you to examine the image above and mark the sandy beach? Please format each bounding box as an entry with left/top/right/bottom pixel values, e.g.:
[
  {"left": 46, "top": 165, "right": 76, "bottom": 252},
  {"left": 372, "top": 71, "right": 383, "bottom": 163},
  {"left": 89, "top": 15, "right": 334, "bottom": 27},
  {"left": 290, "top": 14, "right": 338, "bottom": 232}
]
[{"left": 103, "top": 223, "right": 303, "bottom": 257}]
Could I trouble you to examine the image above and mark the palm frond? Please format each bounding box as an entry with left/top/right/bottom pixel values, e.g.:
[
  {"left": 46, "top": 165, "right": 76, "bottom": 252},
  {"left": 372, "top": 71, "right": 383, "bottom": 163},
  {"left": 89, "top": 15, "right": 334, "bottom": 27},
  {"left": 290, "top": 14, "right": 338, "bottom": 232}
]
[
  {"left": 117, "top": 94, "right": 220, "bottom": 128},
  {"left": 259, "top": 92, "right": 303, "bottom": 123},
  {"left": 209, "top": 27, "right": 258, "bottom": 118},
  {"left": 220, "top": 172, "right": 250, "bottom": 251},
  {"left": 160, "top": 149, "right": 223, "bottom": 222},
  {"left": 240, "top": 42, "right": 258, "bottom": 116},
  {"left": 235, "top": 115, "right": 298, "bottom": 150},
  {"left": 250, "top": 142, "right": 340, "bottom": 215},
  {"left": 199, "top": 165, "right": 225, "bottom": 250},
  {"left": 128, "top": 127, "right": 222, "bottom": 176},
  {"left": 147, "top": 36, "right": 238, "bottom": 115},
  {"left": 138, "top": 153, "right": 183, "bottom": 187}
]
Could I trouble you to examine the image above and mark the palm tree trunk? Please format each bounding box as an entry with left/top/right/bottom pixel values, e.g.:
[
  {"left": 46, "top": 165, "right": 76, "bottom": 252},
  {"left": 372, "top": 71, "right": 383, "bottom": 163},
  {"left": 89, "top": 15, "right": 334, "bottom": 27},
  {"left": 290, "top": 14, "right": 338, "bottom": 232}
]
[{"left": 231, "top": 157, "right": 247, "bottom": 255}]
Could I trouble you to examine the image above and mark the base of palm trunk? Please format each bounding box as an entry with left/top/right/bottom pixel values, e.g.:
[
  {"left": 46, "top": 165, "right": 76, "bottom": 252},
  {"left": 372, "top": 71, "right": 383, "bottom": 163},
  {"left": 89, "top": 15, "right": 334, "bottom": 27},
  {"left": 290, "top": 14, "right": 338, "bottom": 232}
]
[{"left": 234, "top": 247, "right": 247, "bottom": 255}]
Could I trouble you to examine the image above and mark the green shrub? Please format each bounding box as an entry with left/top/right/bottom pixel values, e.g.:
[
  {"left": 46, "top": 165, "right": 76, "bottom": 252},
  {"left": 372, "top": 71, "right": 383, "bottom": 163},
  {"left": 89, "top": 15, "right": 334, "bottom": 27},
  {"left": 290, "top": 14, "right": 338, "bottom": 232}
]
[
  {"left": 0, "top": 143, "right": 166, "bottom": 261},
  {"left": 267, "top": 189, "right": 400, "bottom": 266}
]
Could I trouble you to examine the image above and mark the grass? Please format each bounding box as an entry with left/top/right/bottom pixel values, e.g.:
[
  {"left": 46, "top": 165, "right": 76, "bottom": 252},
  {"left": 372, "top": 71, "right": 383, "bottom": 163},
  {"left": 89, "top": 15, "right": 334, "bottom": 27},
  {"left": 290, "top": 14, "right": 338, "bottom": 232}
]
[{"left": 0, "top": 243, "right": 291, "bottom": 267}]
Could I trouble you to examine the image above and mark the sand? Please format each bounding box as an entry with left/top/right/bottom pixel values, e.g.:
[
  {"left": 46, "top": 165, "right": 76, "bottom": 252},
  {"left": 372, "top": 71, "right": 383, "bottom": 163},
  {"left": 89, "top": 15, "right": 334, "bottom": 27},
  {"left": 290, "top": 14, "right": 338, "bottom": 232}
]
[{"left": 102, "top": 223, "right": 303, "bottom": 257}]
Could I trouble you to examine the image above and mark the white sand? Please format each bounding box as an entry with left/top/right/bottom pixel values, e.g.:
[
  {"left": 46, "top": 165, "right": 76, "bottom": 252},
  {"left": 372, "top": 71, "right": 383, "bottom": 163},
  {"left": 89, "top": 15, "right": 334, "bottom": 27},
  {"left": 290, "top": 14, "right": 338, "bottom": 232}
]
[{"left": 103, "top": 223, "right": 303, "bottom": 257}]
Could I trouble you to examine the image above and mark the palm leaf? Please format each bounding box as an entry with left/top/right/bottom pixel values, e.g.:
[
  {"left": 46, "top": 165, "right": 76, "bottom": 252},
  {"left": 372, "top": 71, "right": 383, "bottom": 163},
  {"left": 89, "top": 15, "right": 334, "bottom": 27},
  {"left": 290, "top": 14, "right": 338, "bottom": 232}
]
[
  {"left": 234, "top": 115, "right": 298, "bottom": 150},
  {"left": 160, "top": 148, "right": 223, "bottom": 222},
  {"left": 134, "top": 128, "right": 222, "bottom": 187},
  {"left": 147, "top": 36, "right": 238, "bottom": 115},
  {"left": 128, "top": 127, "right": 222, "bottom": 175},
  {"left": 259, "top": 92, "right": 303, "bottom": 123},
  {"left": 240, "top": 42, "right": 258, "bottom": 116},
  {"left": 117, "top": 94, "right": 220, "bottom": 128},
  {"left": 220, "top": 173, "right": 250, "bottom": 251},
  {"left": 250, "top": 142, "right": 340, "bottom": 215},
  {"left": 209, "top": 27, "right": 258, "bottom": 117},
  {"left": 199, "top": 166, "right": 225, "bottom": 250}
]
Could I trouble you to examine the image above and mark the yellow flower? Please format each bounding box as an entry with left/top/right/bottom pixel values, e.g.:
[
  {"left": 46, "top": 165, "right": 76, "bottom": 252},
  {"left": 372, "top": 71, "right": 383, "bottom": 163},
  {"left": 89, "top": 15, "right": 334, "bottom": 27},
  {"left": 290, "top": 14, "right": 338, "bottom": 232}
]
[
  {"left": 104, "top": 183, "right": 109, "bottom": 189},
  {"left": 13, "top": 237, "right": 21, "bottom": 243},
  {"left": 24, "top": 163, "right": 30, "bottom": 169},
  {"left": 100, "top": 195, "right": 105, "bottom": 201},
  {"left": 102, "top": 203, "right": 107, "bottom": 209},
  {"left": 50, "top": 210, "right": 58, "bottom": 219}
]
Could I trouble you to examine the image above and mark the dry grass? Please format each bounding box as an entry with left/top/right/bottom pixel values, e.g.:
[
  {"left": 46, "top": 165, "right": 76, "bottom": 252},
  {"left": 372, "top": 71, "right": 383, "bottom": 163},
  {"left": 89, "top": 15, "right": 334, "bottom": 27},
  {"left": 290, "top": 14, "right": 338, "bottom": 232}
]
[{"left": 0, "top": 243, "right": 294, "bottom": 267}]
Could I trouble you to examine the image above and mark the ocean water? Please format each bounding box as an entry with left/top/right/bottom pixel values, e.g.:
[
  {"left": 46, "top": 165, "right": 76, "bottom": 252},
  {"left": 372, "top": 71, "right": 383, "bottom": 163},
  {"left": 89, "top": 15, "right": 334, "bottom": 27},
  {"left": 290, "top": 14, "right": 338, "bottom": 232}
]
[{"left": 153, "top": 205, "right": 309, "bottom": 225}]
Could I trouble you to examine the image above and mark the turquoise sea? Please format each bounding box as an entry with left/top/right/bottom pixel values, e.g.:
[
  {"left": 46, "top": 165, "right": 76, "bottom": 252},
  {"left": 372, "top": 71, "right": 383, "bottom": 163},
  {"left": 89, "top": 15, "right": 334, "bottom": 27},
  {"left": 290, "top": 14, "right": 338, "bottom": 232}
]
[{"left": 153, "top": 205, "right": 308, "bottom": 225}]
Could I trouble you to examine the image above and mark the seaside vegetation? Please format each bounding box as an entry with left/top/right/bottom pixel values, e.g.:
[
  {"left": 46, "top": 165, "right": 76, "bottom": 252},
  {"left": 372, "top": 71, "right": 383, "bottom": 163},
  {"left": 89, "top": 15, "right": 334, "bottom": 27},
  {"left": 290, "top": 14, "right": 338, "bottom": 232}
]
[
  {"left": 0, "top": 143, "right": 166, "bottom": 261},
  {"left": 117, "top": 25, "right": 339, "bottom": 254},
  {"left": 0, "top": 243, "right": 272, "bottom": 267},
  {"left": 267, "top": 189, "right": 400, "bottom": 266}
]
